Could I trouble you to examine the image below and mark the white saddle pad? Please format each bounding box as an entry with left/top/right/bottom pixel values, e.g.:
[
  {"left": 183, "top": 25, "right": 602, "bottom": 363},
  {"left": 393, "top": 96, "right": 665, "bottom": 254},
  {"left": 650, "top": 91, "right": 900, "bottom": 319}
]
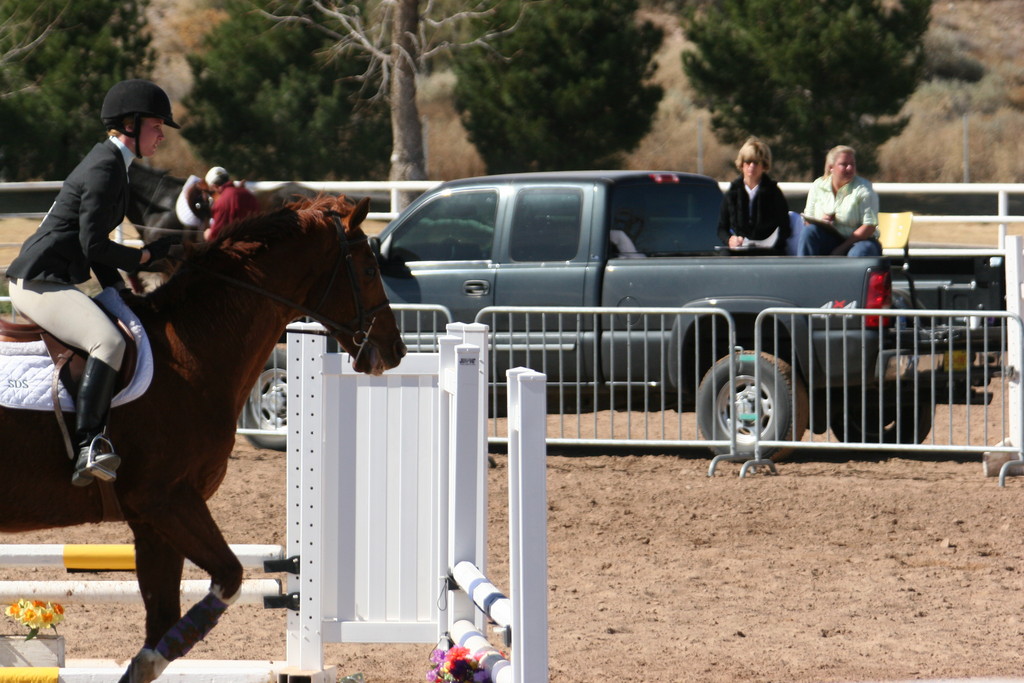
[{"left": 0, "top": 288, "right": 154, "bottom": 411}]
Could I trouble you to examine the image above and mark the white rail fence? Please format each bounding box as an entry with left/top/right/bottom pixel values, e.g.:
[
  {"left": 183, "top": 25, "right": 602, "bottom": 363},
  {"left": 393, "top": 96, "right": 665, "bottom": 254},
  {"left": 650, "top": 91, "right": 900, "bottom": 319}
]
[
  {"left": 777, "top": 182, "right": 1024, "bottom": 247},
  {"left": 0, "top": 179, "right": 440, "bottom": 224},
  {"left": 2, "top": 178, "right": 1023, "bottom": 236}
]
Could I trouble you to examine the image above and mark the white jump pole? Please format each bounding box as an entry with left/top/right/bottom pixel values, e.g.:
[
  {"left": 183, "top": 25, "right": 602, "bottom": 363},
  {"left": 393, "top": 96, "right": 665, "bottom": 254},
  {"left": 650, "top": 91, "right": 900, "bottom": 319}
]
[
  {"left": 1000, "top": 235, "right": 1024, "bottom": 483},
  {"left": 507, "top": 368, "right": 549, "bottom": 683},
  {"left": 0, "top": 544, "right": 282, "bottom": 570},
  {"left": 1005, "top": 235, "right": 1023, "bottom": 451},
  {"left": 286, "top": 323, "right": 334, "bottom": 682},
  {"left": 451, "top": 560, "right": 512, "bottom": 627},
  {"left": 0, "top": 579, "right": 279, "bottom": 604},
  {"left": 440, "top": 335, "right": 486, "bottom": 633}
]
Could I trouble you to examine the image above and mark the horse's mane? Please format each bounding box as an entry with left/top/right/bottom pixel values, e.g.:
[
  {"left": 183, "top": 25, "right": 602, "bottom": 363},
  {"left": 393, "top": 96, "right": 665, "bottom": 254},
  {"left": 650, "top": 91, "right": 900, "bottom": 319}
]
[{"left": 211, "top": 194, "right": 361, "bottom": 247}]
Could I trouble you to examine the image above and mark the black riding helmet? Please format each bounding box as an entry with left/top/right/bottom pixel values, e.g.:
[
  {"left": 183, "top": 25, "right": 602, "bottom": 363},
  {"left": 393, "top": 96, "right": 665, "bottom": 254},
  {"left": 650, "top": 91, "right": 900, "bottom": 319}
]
[{"left": 101, "top": 79, "right": 180, "bottom": 158}]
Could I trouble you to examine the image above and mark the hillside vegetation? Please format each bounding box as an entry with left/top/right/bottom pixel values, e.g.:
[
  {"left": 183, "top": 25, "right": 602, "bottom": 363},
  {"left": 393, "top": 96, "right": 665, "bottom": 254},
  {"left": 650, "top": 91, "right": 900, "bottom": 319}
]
[{"left": 147, "top": 0, "right": 1024, "bottom": 183}]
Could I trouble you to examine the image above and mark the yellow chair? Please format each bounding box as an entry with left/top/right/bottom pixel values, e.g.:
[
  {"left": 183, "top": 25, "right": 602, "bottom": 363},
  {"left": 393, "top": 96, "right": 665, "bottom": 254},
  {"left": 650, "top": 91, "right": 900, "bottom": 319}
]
[
  {"left": 877, "top": 211, "right": 918, "bottom": 308},
  {"left": 877, "top": 211, "right": 913, "bottom": 251}
]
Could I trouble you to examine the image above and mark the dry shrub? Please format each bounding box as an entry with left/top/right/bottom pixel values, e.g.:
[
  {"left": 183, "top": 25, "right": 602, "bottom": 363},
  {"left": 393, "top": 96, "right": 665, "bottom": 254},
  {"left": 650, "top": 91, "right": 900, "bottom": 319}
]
[
  {"left": 624, "top": 101, "right": 733, "bottom": 176},
  {"left": 623, "top": 11, "right": 734, "bottom": 174},
  {"left": 878, "top": 73, "right": 1024, "bottom": 182}
]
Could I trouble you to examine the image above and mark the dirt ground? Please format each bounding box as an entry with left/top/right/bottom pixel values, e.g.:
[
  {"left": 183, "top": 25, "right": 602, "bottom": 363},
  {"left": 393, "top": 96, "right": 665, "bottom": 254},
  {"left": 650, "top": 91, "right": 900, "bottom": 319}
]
[
  {"left": 1, "top": 435, "right": 1023, "bottom": 683},
  {"left": 2, "top": 219, "right": 1024, "bottom": 682}
]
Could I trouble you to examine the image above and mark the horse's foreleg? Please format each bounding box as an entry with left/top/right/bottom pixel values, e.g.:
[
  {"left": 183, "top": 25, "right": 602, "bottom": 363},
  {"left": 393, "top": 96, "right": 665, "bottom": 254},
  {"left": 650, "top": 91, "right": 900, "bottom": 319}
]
[
  {"left": 130, "top": 520, "right": 186, "bottom": 647},
  {"left": 120, "top": 486, "right": 243, "bottom": 683}
]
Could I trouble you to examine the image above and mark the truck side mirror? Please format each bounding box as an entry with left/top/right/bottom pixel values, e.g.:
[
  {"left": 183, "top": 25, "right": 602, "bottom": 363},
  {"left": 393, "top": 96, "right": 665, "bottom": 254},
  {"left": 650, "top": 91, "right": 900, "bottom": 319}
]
[
  {"left": 372, "top": 234, "right": 412, "bottom": 277},
  {"left": 369, "top": 235, "right": 384, "bottom": 260}
]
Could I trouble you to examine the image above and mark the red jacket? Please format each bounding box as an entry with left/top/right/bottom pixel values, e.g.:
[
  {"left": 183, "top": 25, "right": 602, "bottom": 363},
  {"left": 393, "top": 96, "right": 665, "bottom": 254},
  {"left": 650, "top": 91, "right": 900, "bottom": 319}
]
[{"left": 209, "top": 182, "right": 260, "bottom": 238}]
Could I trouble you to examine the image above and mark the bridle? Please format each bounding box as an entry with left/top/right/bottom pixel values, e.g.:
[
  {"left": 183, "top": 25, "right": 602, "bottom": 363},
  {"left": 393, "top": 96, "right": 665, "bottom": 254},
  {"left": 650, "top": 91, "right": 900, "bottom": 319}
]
[{"left": 178, "top": 210, "right": 390, "bottom": 360}]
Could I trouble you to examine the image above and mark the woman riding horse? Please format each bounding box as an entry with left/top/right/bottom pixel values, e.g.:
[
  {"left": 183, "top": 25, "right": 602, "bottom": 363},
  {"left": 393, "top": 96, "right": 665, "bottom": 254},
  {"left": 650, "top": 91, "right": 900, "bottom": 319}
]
[
  {"left": 6, "top": 79, "right": 181, "bottom": 487},
  {"left": 1, "top": 194, "right": 406, "bottom": 683}
]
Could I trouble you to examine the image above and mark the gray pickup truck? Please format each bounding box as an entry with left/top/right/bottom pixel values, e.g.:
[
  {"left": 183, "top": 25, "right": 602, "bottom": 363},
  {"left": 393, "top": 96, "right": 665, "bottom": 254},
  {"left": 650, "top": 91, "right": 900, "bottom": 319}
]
[{"left": 368, "top": 170, "right": 952, "bottom": 458}]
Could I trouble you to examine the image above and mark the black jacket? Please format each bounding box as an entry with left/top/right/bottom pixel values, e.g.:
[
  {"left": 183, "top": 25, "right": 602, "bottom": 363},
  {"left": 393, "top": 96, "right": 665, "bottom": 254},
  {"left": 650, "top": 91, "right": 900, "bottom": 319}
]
[
  {"left": 716, "top": 174, "right": 791, "bottom": 252},
  {"left": 7, "top": 139, "right": 143, "bottom": 289}
]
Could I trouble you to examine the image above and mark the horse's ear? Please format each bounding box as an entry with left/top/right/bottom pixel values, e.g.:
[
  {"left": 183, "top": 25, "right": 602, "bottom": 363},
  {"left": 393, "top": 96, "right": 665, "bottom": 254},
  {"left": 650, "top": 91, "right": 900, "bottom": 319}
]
[{"left": 347, "top": 196, "right": 371, "bottom": 228}]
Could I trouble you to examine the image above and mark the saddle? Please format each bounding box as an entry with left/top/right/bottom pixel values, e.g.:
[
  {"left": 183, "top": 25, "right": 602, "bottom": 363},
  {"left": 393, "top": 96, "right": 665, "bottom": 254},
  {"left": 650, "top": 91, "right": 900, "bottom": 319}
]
[
  {"left": 0, "top": 314, "right": 138, "bottom": 400},
  {"left": 0, "top": 309, "right": 137, "bottom": 522}
]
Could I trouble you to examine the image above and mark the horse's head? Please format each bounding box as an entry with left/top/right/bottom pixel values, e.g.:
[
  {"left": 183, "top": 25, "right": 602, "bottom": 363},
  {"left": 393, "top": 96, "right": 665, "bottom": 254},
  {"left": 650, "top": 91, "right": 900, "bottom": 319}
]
[{"left": 298, "top": 195, "right": 407, "bottom": 375}]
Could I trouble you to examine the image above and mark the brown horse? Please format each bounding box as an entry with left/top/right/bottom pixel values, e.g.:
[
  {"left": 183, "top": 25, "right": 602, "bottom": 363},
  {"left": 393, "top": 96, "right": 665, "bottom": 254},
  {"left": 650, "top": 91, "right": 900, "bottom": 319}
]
[{"left": 0, "top": 195, "right": 406, "bottom": 682}]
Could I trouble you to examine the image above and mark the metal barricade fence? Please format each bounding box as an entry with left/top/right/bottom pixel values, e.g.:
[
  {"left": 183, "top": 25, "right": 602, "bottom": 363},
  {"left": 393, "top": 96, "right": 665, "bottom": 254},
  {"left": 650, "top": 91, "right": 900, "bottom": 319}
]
[
  {"left": 473, "top": 306, "right": 737, "bottom": 451},
  {"left": 468, "top": 305, "right": 1023, "bottom": 469},
  {"left": 391, "top": 303, "right": 455, "bottom": 353},
  {"left": 4, "top": 295, "right": 1021, "bottom": 466},
  {"left": 705, "top": 306, "right": 1023, "bottom": 476}
]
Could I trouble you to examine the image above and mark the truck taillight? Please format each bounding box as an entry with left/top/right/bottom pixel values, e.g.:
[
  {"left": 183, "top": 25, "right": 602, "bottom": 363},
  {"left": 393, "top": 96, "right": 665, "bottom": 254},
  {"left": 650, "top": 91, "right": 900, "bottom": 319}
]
[
  {"left": 647, "top": 173, "right": 680, "bottom": 183},
  {"left": 865, "top": 269, "right": 892, "bottom": 328}
]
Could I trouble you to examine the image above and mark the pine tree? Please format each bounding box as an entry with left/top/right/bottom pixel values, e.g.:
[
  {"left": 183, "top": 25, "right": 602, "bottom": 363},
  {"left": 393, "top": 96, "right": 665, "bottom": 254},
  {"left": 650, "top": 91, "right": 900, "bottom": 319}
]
[
  {"left": 452, "top": 0, "right": 664, "bottom": 173},
  {"left": 0, "top": 0, "right": 154, "bottom": 180},
  {"left": 181, "top": 0, "right": 391, "bottom": 181},
  {"left": 681, "top": 0, "right": 931, "bottom": 177}
]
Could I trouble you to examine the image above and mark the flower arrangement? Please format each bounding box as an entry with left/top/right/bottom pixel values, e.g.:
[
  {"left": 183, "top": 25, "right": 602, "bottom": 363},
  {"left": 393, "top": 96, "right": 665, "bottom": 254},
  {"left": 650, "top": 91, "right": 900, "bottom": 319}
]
[
  {"left": 426, "top": 646, "right": 490, "bottom": 683},
  {"left": 4, "top": 599, "right": 65, "bottom": 640}
]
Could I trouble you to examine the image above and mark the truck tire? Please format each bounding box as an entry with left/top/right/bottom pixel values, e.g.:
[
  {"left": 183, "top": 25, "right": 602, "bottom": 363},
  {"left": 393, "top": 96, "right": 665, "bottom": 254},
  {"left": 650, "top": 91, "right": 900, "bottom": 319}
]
[
  {"left": 240, "top": 346, "right": 288, "bottom": 451},
  {"left": 829, "top": 389, "right": 933, "bottom": 445},
  {"left": 697, "top": 352, "right": 808, "bottom": 462}
]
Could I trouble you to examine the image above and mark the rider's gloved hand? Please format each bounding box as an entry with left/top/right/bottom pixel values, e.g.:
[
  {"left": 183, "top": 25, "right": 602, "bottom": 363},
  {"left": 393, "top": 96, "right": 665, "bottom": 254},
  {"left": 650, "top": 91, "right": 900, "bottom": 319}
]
[{"left": 144, "top": 235, "right": 182, "bottom": 263}]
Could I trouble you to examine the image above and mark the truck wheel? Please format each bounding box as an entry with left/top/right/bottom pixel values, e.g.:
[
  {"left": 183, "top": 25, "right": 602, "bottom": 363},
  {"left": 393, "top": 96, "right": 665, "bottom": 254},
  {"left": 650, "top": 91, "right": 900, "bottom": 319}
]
[
  {"left": 697, "top": 352, "right": 808, "bottom": 462},
  {"left": 240, "top": 346, "right": 288, "bottom": 451},
  {"left": 829, "top": 390, "right": 933, "bottom": 445}
]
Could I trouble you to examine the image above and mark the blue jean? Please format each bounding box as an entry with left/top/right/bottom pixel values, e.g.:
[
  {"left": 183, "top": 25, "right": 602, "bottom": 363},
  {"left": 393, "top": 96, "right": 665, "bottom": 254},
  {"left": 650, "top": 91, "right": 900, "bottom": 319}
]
[{"left": 797, "top": 224, "right": 882, "bottom": 257}]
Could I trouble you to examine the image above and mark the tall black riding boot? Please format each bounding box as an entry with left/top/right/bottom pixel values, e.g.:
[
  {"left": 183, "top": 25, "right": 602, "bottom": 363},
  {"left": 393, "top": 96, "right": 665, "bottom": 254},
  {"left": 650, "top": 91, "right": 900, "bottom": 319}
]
[{"left": 71, "top": 357, "right": 121, "bottom": 487}]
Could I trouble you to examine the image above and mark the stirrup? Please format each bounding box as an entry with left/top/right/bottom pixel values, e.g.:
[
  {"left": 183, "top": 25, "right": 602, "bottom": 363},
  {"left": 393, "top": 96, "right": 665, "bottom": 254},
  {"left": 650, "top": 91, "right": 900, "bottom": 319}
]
[{"left": 71, "top": 435, "right": 121, "bottom": 487}]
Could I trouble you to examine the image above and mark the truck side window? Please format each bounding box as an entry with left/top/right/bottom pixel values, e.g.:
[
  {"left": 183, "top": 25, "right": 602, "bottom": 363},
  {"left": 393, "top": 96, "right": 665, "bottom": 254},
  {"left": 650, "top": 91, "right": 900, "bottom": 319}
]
[
  {"left": 509, "top": 189, "right": 582, "bottom": 262},
  {"left": 388, "top": 190, "right": 497, "bottom": 261}
]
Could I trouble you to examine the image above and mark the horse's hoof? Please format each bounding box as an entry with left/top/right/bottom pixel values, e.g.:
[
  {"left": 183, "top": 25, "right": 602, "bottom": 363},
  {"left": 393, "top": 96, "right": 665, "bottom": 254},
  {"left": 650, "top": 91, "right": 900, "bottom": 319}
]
[{"left": 119, "top": 648, "right": 169, "bottom": 683}]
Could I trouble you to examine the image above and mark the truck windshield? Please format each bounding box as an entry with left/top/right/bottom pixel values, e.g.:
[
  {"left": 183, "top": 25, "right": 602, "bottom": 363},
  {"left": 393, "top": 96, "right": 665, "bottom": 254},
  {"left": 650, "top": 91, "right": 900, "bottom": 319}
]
[{"left": 610, "top": 181, "right": 722, "bottom": 255}]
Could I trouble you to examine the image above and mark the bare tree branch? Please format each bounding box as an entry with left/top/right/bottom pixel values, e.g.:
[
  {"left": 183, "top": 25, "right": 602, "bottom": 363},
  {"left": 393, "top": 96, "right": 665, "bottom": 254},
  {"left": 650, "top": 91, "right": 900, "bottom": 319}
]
[
  {"left": 261, "top": 0, "right": 540, "bottom": 185},
  {"left": 1, "top": 3, "right": 65, "bottom": 103},
  {"left": 0, "top": 4, "right": 60, "bottom": 68}
]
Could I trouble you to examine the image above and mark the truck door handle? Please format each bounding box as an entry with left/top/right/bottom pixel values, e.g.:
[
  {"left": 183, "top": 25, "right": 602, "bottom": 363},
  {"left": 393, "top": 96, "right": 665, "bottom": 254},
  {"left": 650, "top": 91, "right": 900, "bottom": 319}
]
[{"left": 464, "top": 280, "right": 490, "bottom": 296}]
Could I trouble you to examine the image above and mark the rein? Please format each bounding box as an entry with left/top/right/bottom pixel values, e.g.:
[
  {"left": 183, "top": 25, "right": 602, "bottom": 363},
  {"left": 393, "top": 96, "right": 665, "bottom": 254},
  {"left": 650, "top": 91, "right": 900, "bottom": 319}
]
[{"left": 174, "top": 211, "right": 388, "bottom": 354}]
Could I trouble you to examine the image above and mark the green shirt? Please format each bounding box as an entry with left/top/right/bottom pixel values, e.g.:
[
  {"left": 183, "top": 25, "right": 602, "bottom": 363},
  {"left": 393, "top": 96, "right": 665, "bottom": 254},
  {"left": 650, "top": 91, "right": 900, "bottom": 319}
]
[{"left": 803, "top": 175, "right": 879, "bottom": 239}]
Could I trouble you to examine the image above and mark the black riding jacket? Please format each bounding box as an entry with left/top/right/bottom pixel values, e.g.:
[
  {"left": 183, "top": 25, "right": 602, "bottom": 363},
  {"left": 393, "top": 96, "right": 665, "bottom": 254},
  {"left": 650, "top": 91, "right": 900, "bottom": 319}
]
[{"left": 7, "top": 139, "right": 144, "bottom": 289}]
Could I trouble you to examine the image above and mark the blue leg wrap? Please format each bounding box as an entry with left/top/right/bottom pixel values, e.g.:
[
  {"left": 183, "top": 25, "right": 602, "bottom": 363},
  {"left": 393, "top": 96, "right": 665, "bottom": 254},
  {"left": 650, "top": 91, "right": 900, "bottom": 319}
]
[{"left": 154, "top": 592, "right": 229, "bottom": 662}]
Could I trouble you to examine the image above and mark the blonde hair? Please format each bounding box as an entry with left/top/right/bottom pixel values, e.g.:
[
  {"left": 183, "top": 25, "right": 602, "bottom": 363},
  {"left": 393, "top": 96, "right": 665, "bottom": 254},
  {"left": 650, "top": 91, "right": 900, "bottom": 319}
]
[
  {"left": 107, "top": 115, "right": 135, "bottom": 137},
  {"left": 734, "top": 136, "right": 773, "bottom": 173},
  {"left": 824, "top": 145, "right": 856, "bottom": 177}
]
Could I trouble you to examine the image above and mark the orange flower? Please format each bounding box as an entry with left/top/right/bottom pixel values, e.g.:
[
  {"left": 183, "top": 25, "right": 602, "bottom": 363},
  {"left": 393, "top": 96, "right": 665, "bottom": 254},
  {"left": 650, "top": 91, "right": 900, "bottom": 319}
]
[{"left": 5, "top": 599, "right": 65, "bottom": 640}]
